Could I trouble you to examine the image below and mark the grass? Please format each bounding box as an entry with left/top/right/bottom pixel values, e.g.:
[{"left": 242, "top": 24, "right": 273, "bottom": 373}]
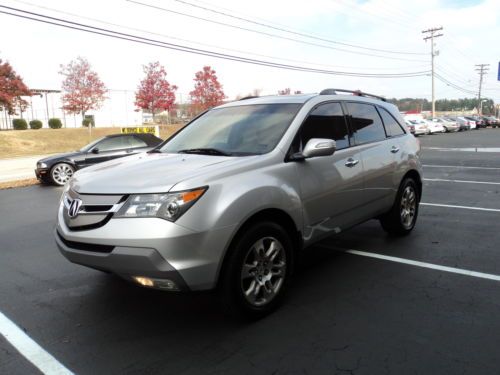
[
  {"left": 0, "top": 124, "right": 184, "bottom": 159},
  {"left": 0, "top": 178, "right": 39, "bottom": 190}
]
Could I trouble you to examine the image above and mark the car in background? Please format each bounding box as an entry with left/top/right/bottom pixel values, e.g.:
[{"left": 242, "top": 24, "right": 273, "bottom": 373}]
[
  {"left": 406, "top": 119, "right": 428, "bottom": 136},
  {"left": 404, "top": 120, "right": 415, "bottom": 135},
  {"left": 35, "top": 133, "right": 163, "bottom": 186},
  {"left": 483, "top": 116, "right": 499, "bottom": 128},
  {"left": 430, "top": 118, "right": 459, "bottom": 132},
  {"left": 465, "top": 116, "right": 485, "bottom": 129},
  {"left": 451, "top": 116, "right": 473, "bottom": 131},
  {"left": 425, "top": 119, "right": 445, "bottom": 134}
]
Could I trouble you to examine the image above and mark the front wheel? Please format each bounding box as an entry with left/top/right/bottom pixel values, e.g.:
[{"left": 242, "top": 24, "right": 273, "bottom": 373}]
[
  {"left": 50, "top": 163, "right": 75, "bottom": 186},
  {"left": 380, "top": 178, "right": 419, "bottom": 236},
  {"left": 219, "top": 221, "right": 294, "bottom": 319}
]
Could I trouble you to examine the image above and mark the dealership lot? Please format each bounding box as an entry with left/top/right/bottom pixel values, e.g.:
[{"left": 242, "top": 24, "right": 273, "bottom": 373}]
[{"left": 1, "top": 129, "right": 500, "bottom": 374}]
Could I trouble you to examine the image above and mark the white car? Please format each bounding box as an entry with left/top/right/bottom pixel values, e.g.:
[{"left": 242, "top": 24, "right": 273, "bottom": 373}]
[
  {"left": 406, "top": 119, "right": 428, "bottom": 136},
  {"left": 457, "top": 116, "right": 476, "bottom": 130},
  {"left": 431, "top": 118, "right": 459, "bottom": 132},
  {"left": 426, "top": 120, "right": 445, "bottom": 134}
]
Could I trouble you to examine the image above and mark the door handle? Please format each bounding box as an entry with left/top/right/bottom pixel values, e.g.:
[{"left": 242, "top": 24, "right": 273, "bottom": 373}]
[
  {"left": 345, "top": 158, "right": 359, "bottom": 167},
  {"left": 390, "top": 146, "right": 400, "bottom": 153}
]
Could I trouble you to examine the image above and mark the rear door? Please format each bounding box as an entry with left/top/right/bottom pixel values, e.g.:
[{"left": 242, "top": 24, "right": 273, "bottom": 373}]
[
  {"left": 345, "top": 102, "right": 395, "bottom": 215},
  {"left": 291, "top": 102, "right": 365, "bottom": 243}
]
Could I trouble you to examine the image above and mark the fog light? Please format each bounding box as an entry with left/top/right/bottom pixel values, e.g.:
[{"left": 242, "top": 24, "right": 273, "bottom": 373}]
[
  {"left": 132, "top": 276, "right": 178, "bottom": 290},
  {"left": 133, "top": 276, "right": 154, "bottom": 287}
]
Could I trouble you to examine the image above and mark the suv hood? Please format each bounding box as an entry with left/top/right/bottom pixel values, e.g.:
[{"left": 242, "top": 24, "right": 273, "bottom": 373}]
[{"left": 70, "top": 152, "right": 238, "bottom": 194}]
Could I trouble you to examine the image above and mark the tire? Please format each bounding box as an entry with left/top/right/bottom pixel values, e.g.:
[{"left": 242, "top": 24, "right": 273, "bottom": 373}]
[
  {"left": 380, "top": 178, "right": 419, "bottom": 236},
  {"left": 219, "top": 221, "right": 294, "bottom": 320},
  {"left": 50, "top": 163, "right": 75, "bottom": 186}
]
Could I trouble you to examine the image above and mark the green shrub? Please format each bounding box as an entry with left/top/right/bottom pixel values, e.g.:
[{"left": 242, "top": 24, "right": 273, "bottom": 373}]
[
  {"left": 48, "top": 118, "right": 63, "bottom": 129},
  {"left": 12, "top": 118, "right": 28, "bottom": 130},
  {"left": 82, "top": 118, "right": 95, "bottom": 127},
  {"left": 29, "top": 120, "right": 43, "bottom": 129}
]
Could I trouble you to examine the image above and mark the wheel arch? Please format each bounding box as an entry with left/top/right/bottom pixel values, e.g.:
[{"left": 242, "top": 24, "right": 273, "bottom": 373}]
[
  {"left": 402, "top": 169, "right": 422, "bottom": 200},
  {"left": 215, "top": 208, "right": 302, "bottom": 288}
]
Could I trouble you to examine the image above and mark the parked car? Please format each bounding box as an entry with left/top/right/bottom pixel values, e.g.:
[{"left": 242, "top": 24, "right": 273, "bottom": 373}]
[
  {"left": 431, "top": 118, "right": 459, "bottom": 132},
  {"left": 481, "top": 116, "right": 498, "bottom": 127},
  {"left": 55, "top": 89, "right": 422, "bottom": 318},
  {"left": 406, "top": 119, "right": 428, "bottom": 136},
  {"left": 35, "top": 133, "right": 163, "bottom": 186},
  {"left": 453, "top": 117, "right": 473, "bottom": 131},
  {"left": 425, "top": 119, "right": 445, "bottom": 134},
  {"left": 465, "top": 116, "right": 484, "bottom": 129},
  {"left": 404, "top": 120, "right": 415, "bottom": 135}
]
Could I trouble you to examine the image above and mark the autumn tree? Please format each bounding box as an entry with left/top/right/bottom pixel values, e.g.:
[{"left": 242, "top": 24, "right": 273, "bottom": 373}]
[
  {"left": 0, "top": 59, "right": 31, "bottom": 115},
  {"left": 135, "top": 61, "right": 177, "bottom": 120},
  {"left": 189, "top": 66, "right": 225, "bottom": 113},
  {"left": 59, "top": 57, "right": 106, "bottom": 123}
]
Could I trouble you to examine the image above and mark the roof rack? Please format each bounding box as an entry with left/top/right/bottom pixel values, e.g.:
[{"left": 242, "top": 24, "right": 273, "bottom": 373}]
[{"left": 319, "top": 88, "right": 386, "bottom": 102}]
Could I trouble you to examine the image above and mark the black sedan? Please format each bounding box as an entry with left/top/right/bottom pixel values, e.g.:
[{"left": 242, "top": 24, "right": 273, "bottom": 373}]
[{"left": 35, "top": 133, "right": 163, "bottom": 185}]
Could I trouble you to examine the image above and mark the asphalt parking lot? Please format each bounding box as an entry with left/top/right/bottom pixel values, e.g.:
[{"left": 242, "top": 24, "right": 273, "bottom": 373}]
[{"left": 1, "top": 129, "right": 500, "bottom": 375}]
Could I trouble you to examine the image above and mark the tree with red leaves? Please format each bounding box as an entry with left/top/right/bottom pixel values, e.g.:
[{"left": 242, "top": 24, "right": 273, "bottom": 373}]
[
  {"left": 135, "top": 62, "right": 177, "bottom": 120},
  {"left": 59, "top": 57, "right": 106, "bottom": 120},
  {"left": 189, "top": 66, "right": 225, "bottom": 113},
  {"left": 0, "top": 59, "right": 31, "bottom": 115}
]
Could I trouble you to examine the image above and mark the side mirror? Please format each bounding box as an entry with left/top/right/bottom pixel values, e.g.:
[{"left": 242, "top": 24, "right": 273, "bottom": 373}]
[
  {"left": 291, "top": 138, "right": 336, "bottom": 161},
  {"left": 91, "top": 147, "right": 99, "bottom": 154}
]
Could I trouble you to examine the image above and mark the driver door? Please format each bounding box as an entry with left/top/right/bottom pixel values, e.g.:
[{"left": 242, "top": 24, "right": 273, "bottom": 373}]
[{"left": 291, "top": 102, "right": 365, "bottom": 245}]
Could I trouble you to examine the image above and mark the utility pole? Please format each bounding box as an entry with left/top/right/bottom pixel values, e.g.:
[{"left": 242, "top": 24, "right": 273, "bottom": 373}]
[
  {"left": 422, "top": 27, "right": 443, "bottom": 118},
  {"left": 475, "top": 64, "right": 489, "bottom": 115}
]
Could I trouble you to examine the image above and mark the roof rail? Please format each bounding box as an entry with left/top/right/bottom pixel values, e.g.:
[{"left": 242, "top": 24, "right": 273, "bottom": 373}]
[
  {"left": 238, "top": 95, "right": 259, "bottom": 101},
  {"left": 319, "top": 88, "right": 386, "bottom": 102}
]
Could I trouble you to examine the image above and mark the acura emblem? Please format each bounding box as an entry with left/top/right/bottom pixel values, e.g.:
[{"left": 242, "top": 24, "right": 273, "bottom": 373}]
[{"left": 68, "top": 198, "right": 83, "bottom": 218}]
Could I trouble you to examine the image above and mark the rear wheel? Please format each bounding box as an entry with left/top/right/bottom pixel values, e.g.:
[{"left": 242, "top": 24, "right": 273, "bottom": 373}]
[
  {"left": 50, "top": 163, "right": 74, "bottom": 186},
  {"left": 380, "top": 178, "right": 419, "bottom": 236},
  {"left": 219, "top": 221, "right": 294, "bottom": 319}
]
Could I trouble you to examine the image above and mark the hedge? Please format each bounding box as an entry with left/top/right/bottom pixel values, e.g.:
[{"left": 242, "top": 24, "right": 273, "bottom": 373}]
[
  {"left": 12, "top": 118, "right": 28, "bottom": 130},
  {"left": 29, "top": 120, "right": 43, "bottom": 129},
  {"left": 48, "top": 118, "right": 63, "bottom": 129}
]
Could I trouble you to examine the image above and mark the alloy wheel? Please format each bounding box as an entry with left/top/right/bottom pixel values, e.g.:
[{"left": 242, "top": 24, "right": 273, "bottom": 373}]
[
  {"left": 400, "top": 186, "right": 417, "bottom": 229},
  {"left": 51, "top": 164, "right": 74, "bottom": 185}
]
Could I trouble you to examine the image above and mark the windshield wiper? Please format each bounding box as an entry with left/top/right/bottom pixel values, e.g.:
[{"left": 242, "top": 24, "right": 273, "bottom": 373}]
[
  {"left": 177, "top": 148, "right": 233, "bottom": 156},
  {"left": 148, "top": 149, "right": 163, "bottom": 153}
]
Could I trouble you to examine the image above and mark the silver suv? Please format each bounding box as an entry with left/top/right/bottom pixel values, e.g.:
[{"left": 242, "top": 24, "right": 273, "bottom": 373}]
[{"left": 56, "top": 89, "right": 422, "bottom": 318}]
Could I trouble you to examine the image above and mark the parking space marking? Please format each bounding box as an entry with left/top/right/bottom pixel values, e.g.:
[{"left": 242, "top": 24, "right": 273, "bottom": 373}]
[
  {"left": 0, "top": 311, "right": 73, "bottom": 375},
  {"left": 421, "top": 202, "right": 500, "bottom": 212},
  {"left": 423, "top": 164, "right": 500, "bottom": 170},
  {"left": 424, "top": 178, "right": 500, "bottom": 186},
  {"left": 318, "top": 246, "right": 500, "bottom": 282}
]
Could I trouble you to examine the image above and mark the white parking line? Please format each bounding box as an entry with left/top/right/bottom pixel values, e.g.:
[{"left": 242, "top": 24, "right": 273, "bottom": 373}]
[
  {"left": 424, "top": 178, "right": 500, "bottom": 185},
  {"left": 318, "top": 246, "right": 500, "bottom": 282},
  {"left": 0, "top": 311, "right": 73, "bottom": 374},
  {"left": 421, "top": 202, "right": 500, "bottom": 212},
  {"left": 423, "top": 164, "right": 500, "bottom": 170}
]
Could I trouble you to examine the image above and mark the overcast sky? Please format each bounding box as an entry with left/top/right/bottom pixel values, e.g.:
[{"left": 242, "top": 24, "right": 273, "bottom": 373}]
[{"left": 0, "top": 0, "right": 498, "bottom": 102}]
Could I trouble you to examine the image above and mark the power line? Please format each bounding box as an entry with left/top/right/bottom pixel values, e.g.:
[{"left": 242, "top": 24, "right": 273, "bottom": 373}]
[
  {"left": 434, "top": 73, "right": 477, "bottom": 95},
  {"left": 8, "top": 0, "right": 430, "bottom": 72},
  {"left": 165, "top": 0, "right": 426, "bottom": 56},
  {"left": 0, "top": 5, "right": 431, "bottom": 78},
  {"left": 126, "top": 0, "right": 428, "bottom": 62}
]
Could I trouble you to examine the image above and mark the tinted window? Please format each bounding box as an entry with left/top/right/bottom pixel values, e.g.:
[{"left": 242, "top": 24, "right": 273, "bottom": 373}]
[
  {"left": 126, "top": 136, "right": 148, "bottom": 148},
  {"left": 96, "top": 136, "right": 129, "bottom": 152},
  {"left": 346, "top": 102, "right": 386, "bottom": 145},
  {"left": 291, "top": 102, "right": 349, "bottom": 153},
  {"left": 379, "top": 107, "right": 405, "bottom": 137}
]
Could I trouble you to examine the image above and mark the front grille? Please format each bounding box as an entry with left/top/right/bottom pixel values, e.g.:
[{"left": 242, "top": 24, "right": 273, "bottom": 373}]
[{"left": 57, "top": 231, "right": 114, "bottom": 253}]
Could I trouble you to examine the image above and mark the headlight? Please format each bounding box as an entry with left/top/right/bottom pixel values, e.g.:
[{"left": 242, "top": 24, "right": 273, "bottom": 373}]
[
  {"left": 115, "top": 187, "right": 207, "bottom": 222},
  {"left": 37, "top": 162, "right": 48, "bottom": 168}
]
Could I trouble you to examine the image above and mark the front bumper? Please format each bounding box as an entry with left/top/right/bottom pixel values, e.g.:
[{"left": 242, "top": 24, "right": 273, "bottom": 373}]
[
  {"left": 35, "top": 168, "right": 50, "bottom": 181},
  {"left": 55, "top": 203, "right": 237, "bottom": 291}
]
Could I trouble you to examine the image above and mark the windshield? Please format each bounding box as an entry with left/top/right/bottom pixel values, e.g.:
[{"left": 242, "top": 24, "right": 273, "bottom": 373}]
[
  {"left": 79, "top": 137, "right": 105, "bottom": 152},
  {"left": 159, "top": 104, "right": 301, "bottom": 156}
]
